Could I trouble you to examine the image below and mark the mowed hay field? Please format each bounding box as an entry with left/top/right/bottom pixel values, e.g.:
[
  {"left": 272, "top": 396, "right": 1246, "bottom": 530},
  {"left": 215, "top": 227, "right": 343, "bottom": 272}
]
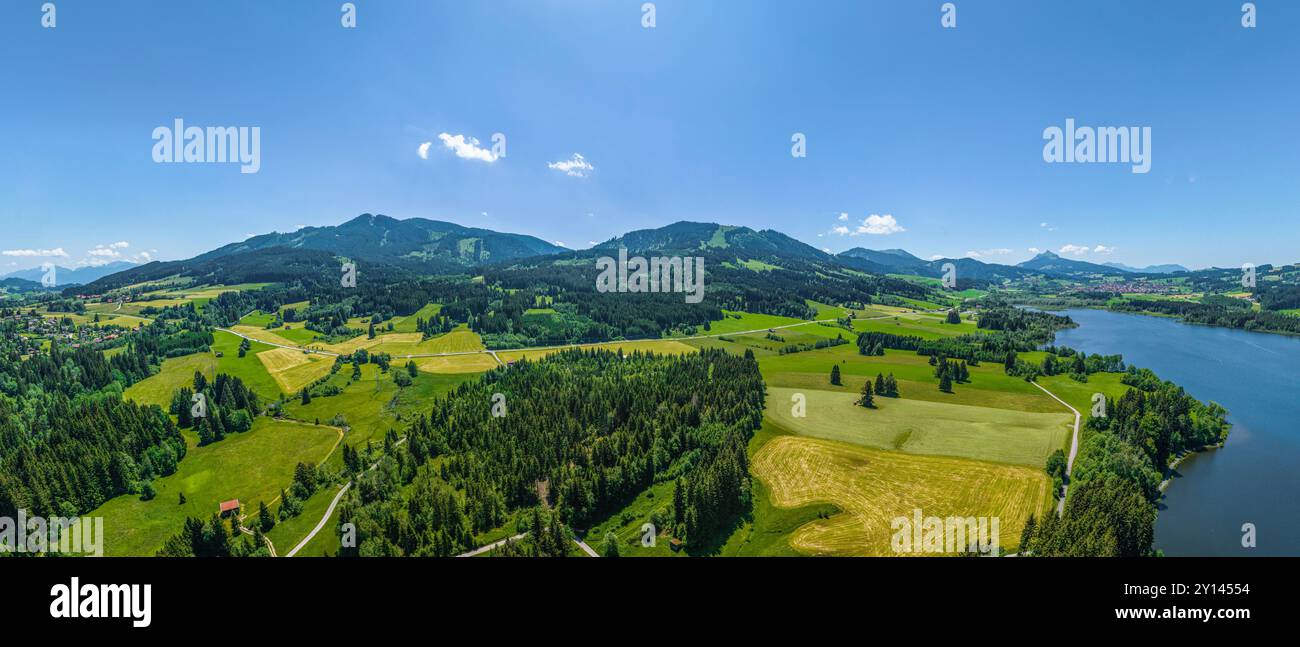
[
  {"left": 92, "top": 418, "right": 341, "bottom": 556},
  {"left": 752, "top": 435, "right": 1049, "bottom": 556},
  {"left": 257, "top": 347, "right": 335, "bottom": 394},
  {"left": 766, "top": 387, "right": 1070, "bottom": 468}
]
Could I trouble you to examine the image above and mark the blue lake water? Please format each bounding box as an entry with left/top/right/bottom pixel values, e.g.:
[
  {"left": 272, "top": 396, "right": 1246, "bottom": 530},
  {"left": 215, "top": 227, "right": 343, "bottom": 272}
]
[{"left": 1051, "top": 308, "right": 1300, "bottom": 556}]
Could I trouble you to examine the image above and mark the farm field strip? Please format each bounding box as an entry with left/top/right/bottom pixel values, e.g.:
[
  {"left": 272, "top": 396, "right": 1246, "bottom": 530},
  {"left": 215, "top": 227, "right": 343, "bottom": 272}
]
[{"left": 753, "top": 435, "right": 1049, "bottom": 556}]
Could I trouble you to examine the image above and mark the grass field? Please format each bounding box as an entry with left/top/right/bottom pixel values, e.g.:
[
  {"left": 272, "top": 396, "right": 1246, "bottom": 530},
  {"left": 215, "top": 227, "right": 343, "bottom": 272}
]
[
  {"left": 496, "top": 339, "right": 696, "bottom": 363},
  {"left": 266, "top": 483, "right": 344, "bottom": 557},
  {"left": 851, "top": 311, "right": 981, "bottom": 339},
  {"left": 759, "top": 344, "right": 1059, "bottom": 412},
  {"left": 212, "top": 331, "right": 283, "bottom": 400},
  {"left": 124, "top": 353, "right": 218, "bottom": 408},
  {"left": 391, "top": 303, "right": 442, "bottom": 332},
  {"left": 257, "top": 347, "right": 335, "bottom": 394},
  {"left": 765, "top": 386, "right": 1070, "bottom": 468},
  {"left": 369, "top": 326, "right": 485, "bottom": 356},
  {"left": 92, "top": 418, "right": 340, "bottom": 556},
  {"left": 752, "top": 435, "right": 1049, "bottom": 556}
]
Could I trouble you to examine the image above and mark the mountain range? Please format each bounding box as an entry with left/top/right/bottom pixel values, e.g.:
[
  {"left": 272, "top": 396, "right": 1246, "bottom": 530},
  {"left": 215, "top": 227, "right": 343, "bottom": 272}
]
[
  {"left": 2, "top": 261, "right": 137, "bottom": 286},
  {"left": 1103, "top": 261, "right": 1189, "bottom": 274},
  {"left": 70, "top": 215, "right": 1216, "bottom": 294}
]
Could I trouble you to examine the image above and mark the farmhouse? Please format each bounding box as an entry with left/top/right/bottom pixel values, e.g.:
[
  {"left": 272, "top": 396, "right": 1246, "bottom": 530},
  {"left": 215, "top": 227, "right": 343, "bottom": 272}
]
[{"left": 218, "top": 500, "right": 240, "bottom": 517}]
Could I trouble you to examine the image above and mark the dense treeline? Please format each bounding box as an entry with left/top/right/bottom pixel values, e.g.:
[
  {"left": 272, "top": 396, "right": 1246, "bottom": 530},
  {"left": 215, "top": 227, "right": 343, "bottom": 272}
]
[
  {"left": 0, "top": 393, "right": 185, "bottom": 518},
  {"left": 336, "top": 348, "right": 765, "bottom": 556},
  {"left": 0, "top": 325, "right": 209, "bottom": 518},
  {"left": 169, "top": 372, "right": 261, "bottom": 445},
  {"left": 1112, "top": 298, "right": 1300, "bottom": 335},
  {"left": 1021, "top": 365, "right": 1229, "bottom": 556}
]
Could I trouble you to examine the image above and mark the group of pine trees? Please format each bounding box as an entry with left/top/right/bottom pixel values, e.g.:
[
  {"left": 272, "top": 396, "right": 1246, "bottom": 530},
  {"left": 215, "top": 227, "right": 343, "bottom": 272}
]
[
  {"left": 930, "top": 355, "right": 969, "bottom": 392},
  {"left": 156, "top": 514, "right": 269, "bottom": 557},
  {"left": 0, "top": 335, "right": 196, "bottom": 519},
  {"left": 335, "top": 348, "right": 765, "bottom": 557},
  {"left": 1019, "top": 367, "right": 1230, "bottom": 556},
  {"left": 169, "top": 372, "right": 261, "bottom": 445}
]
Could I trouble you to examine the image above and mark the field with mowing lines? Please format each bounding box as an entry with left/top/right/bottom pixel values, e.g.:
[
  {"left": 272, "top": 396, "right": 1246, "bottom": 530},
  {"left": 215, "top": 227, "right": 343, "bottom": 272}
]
[
  {"left": 91, "top": 418, "right": 340, "bottom": 556},
  {"left": 369, "top": 326, "right": 485, "bottom": 356},
  {"left": 765, "top": 387, "right": 1070, "bottom": 468},
  {"left": 411, "top": 354, "right": 501, "bottom": 373},
  {"left": 752, "top": 435, "right": 1049, "bottom": 556},
  {"left": 257, "top": 347, "right": 335, "bottom": 394}
]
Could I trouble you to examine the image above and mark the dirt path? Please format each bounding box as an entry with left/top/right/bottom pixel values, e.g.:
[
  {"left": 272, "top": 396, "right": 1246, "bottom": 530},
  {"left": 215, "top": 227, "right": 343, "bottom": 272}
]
[{"left": 1031, "top": 382, "right": 1081, "bottom": 516}]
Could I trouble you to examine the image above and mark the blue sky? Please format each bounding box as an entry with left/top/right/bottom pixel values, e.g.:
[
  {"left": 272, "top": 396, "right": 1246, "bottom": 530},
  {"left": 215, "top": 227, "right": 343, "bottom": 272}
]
[{"left": 2, "top": 0, "right": 1297, "bottom": 272}]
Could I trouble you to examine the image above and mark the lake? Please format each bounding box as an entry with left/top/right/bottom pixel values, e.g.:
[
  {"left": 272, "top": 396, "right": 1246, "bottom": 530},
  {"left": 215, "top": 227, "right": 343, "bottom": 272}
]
[{"left": 1051, "top": 308, "right": 1300, "bottom": 556}]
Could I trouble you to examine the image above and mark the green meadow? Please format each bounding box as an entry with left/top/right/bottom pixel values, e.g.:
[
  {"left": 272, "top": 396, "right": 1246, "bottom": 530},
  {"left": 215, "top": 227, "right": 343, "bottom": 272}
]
[
  {"left": 92, "top": 418, "right": 340, "bottom": 556},
  {"left": 765, "top": 387, "right": 1071, "bottom": 468}
]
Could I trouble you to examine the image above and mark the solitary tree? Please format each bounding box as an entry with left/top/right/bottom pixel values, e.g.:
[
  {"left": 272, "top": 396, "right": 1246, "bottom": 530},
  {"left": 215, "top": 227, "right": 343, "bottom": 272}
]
[
  {"left": 830, "top": 364, "right": 842, "bottom": 385},
  {"left": 259, "top": 501, "right": 274, "bottom": 532},
  {"left": 875, "top": 373, "right": 885, "bottom": 395},
  {"left": 601, "top": 532, "right": 621, "bottom": 557},
  {"left": 859, "top": 380, "right": 875, "bottom": 408},
  {"left": 946, "top": 309, "right": 961, "bottom": 324}
]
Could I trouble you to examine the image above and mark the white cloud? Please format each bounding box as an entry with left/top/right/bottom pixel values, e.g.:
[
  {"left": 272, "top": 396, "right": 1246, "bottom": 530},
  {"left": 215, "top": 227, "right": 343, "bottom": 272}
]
[
  {"left": 927, "top": 254, "right": 944, "bottom": 261},
  {"left": 831, "top": 225, "right": 850, "bottom": 236},
  {"left": 855, "top": 214, "right": 905, "bottom": 235},
  {"left": 822, "top": 247, "right": 832, "bottom": 253},
  {"left": 135, "top": 251, "right": 152, "bottom": 262},
  {"left": 437, "top": 133, "right": 499, "bottom": 163},
  {"left": 838, "top": 212, "right": 849, "bottom": 221},
  {"left": 109, "top": 241, "right": 129, "bottom": 249},
  {"left": 587, "top": 241, "right": 598, "bottom": 246},
  {"left": 417, "top": 142, "right": 432, "bottom": 160},
  {"left": 1093, "top": 245, "right": 1116, "bottom": 254},
  {"left": 553, "top": 241, "right": 567, "bottom": 247},
  {"left": 965, "top": 248, "right": 1012, "bottom": 258},
  {"left": 1028, "top": 247, "right": 1041, "bottom": 254},
  {"left": 1040, "top": 222, "right": 1057, "bottom": 232},
  {"left": 1059, "top": 244, "right": 1090, "bottom": 257},
  {"left": 547, "top": 153, "right": 594, "bottom": 178},
  {"left": 2, "top": 248, "right": 68, "bottom": 257},
  {"left": 88, "top": 248, "right": 118, "bottom": 257}
]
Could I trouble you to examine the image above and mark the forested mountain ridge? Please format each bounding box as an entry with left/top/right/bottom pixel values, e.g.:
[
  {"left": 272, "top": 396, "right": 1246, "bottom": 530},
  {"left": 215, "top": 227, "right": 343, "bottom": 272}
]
[
  {"left": 194, "top": 214, "right": 565, "bottom": 270},
  {"left": 71, "top": 214, "right": 563, "bottom": 294}
]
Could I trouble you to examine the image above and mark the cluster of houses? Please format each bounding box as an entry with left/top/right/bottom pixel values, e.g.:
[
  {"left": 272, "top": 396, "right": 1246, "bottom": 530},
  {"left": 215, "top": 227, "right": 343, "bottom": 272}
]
[
  {"left": 3, "top": 308, "right": 131, "bottom": 354},
  {"left": 1069, "top": 282, "right": 1174, "bottom": 295}
]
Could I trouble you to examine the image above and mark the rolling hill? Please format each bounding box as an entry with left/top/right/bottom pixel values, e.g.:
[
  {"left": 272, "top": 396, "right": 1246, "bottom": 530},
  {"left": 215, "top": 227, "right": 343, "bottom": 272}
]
[{"left": 194, "top": 213, "right": 564, "bottom": 270}]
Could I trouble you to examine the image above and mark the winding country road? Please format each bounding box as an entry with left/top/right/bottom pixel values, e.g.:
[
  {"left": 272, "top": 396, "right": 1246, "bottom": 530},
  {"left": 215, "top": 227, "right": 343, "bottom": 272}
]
[{"left": 1032, "top": 382, "right": 1081, "bottom": 516}]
